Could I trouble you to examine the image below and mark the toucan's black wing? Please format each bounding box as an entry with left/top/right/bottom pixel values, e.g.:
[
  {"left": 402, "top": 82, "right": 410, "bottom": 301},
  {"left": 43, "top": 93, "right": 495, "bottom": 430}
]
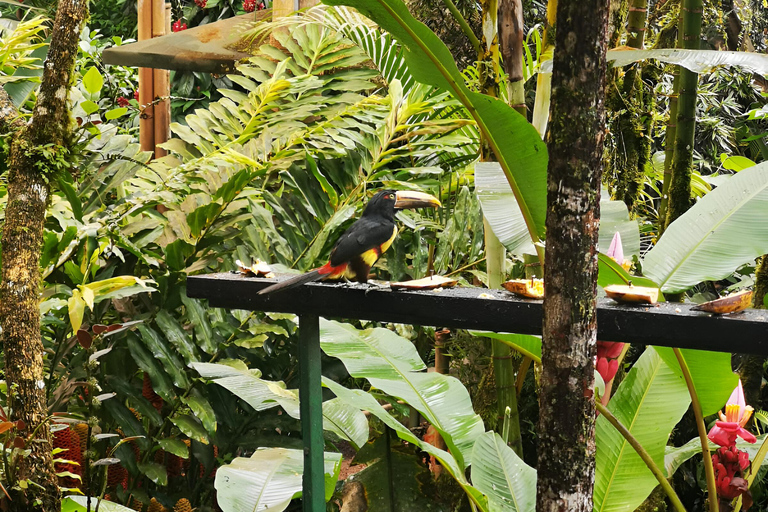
[{"left": 329, "top": 216, "right": 396, "bottom": 267}]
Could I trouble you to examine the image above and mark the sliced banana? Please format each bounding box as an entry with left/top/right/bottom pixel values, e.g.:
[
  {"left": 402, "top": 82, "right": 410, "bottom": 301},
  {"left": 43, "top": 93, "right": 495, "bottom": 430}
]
[
  {"left": 604, "top": 284, "right": 659, "bottom": 305},
  {"left": 691, "top": 290, "right": 752, "bottom": 315}
]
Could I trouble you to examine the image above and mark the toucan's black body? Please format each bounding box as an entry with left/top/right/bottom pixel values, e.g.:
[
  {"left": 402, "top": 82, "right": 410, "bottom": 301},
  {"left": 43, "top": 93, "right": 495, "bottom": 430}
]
[{"left": 258, "top": 190, "right": 440, "bottom": 295}]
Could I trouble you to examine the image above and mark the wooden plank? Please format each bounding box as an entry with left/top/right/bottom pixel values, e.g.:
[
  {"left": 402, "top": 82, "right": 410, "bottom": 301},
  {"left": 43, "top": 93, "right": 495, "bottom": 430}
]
[
  {"left": 102, "top": 12, "right": 268, "bottom": 73},
  {"left": 186, "top": 272, "right": 768, "bottom": 355},
  {"left": 137, "top": 0, "right": 155, "bottom": 153},
  {"left": 152, "top": 2, "right": 171, "bottom": 158}
]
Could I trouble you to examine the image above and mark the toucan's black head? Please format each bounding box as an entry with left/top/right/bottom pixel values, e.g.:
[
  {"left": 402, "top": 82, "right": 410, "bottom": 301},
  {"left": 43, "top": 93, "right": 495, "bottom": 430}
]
[{"left": 362, "top": 190, "right": 441, "bottom": 219}]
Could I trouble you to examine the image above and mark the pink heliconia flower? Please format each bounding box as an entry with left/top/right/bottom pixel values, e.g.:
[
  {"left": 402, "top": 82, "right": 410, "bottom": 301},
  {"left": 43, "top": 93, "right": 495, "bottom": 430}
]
[
  {"left": 607, "top": 232, "right": 624, "bottom": 265},
  {"left": 708, "top": 380, "right": 757, "bottom": 447}
]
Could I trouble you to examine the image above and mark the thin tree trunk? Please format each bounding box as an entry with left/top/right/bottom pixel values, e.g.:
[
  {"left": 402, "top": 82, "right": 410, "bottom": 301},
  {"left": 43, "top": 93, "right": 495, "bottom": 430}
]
[
  {"left": 665, "top": 0, "right": 702, "bottom": 228},
  {"left": 536, "top": 0, "right": 608, "bottom": 509},
  {"left": 0, "top": 1, "right": 89, "bottom": 511}
]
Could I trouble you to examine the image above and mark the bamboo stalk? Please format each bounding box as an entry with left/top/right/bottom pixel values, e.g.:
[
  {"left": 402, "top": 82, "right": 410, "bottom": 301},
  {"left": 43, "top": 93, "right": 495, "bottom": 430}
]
[
  {"left": 137, "top": 0, "right": 155, "bottom": 154},
  {"left": 152, "top": 1, "right": 171, "bottom": 158},
  {"left": 665, "top": 0, "right": 703, "bottom": 229}
]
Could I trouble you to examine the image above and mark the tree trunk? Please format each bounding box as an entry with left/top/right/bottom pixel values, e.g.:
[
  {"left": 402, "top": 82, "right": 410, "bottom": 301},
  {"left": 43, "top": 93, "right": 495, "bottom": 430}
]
[
  {"left": 665, "top": 0, "right": 702, "bottom": 229},
  {"left": 535, "top": 0, "right": 608, "bottom": 509},
  {"left": 0, "top": 1, "right": 89, "bottom": 511}
]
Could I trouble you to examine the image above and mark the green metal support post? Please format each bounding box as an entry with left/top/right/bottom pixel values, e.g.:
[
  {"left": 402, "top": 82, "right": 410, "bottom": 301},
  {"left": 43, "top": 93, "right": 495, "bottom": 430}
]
[{"left": 298, "top": 314, "right": 325, "bottom": 512}]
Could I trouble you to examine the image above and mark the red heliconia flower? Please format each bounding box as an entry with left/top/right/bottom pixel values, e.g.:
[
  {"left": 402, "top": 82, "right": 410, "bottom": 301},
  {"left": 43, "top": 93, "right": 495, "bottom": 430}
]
[
  {"left": 708, "top": 380, "right": 757, "bottom": 447},
  {"left": 195, "top": 0, "right": 207, "bottom": 7},
  {"left": 243, "top": 0, "right": 256, "bottom": 12},
  {"left": 116, "top": 96, "right": 130, "bottom": 107},
  {"left": 172, "top": 19, "right": 188, "bottom": 32}
]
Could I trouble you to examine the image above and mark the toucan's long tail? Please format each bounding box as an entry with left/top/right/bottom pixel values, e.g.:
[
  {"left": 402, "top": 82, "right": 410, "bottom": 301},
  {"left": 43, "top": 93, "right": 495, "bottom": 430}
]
[{"left": 257, "top": 268, "right": 325, "bottom": 295}]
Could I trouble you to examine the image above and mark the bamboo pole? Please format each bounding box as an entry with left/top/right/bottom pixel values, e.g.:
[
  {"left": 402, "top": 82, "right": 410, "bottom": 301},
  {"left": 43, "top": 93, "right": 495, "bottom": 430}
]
[
  {"left": 152, "top": 1, "right": 171, "bottom": 157},
  {"left": 137, "top": 0, "right": 155, "bottom": 154}
]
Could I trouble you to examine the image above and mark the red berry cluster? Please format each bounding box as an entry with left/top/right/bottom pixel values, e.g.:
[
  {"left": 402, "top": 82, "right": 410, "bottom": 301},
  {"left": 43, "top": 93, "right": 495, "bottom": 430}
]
[
  {"left": 243, "top": 0, "right": 256, "bottom": 12},
  {"left": 172, "top": 19, "right": 187, "bottom": 32},
  {"left": 116, "top": 96, "right": 131, "bottom": 108},
  {"left": 195, "top": 0, "right": 207, "bottom": 7},
  {"left": 596, "top": 341, "right": 623, "bottom": 383}
]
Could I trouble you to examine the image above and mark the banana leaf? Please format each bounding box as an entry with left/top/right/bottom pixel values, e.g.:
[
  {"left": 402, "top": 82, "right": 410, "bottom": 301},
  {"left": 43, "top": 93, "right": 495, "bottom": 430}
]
[
  {"left": 471, "top": 431, "right": 536, "bottom": 512},
  {"left": 214, "top": 448, "right": 341, "bottom": 511},
  {"left": 594, "top": 347, "right": 690, "bottom": 512},
  {"left": 476, "top": 162, "right": 639, "bottom": 258},
  {"left": 651, "top": 347, "right": 737, "bottom": 416},
  {"left": 608, "top": 48, "right": 768, "bottom": 75},
  {"left": 191, "top": 361, "right": 369, "bottom": 449},
  {"left": 643, "top": 162, "right": 768, "bottom": 293},
  {"left": 319, "top": 319, "right": 484, "bottom": 468},
  {"left": 323, "top": 378, "right": 489, "bottom": 511}
]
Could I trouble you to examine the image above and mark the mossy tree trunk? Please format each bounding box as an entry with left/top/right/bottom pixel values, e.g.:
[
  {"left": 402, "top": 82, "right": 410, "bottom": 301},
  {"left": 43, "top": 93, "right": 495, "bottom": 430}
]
[
  {"left": 664, "top": 0, "right": 702, "bottom": 229},
  {"left": 536, "top": 0, "right": 608, "bottom": 509},
  {"left": 0, "top": 1, "right": 89, "bottom": 511}
]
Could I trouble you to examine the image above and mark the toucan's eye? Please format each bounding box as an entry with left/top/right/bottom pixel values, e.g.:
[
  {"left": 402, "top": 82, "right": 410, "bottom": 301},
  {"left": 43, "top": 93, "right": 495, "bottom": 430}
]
[{"left": 388, "top": 194, "right": 394, "bottom": 199}]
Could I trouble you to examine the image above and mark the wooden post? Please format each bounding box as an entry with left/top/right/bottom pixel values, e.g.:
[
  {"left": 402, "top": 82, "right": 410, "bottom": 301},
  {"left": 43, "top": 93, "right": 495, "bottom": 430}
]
[
  {"left": 152, "top": 1, "right": 171, "bottom": 157},
  {"left": 298, "top": 315, "right": 325, "bottom": 512},
  {"left": 137, "top": 0, "right": 155, "bottom": 154}
]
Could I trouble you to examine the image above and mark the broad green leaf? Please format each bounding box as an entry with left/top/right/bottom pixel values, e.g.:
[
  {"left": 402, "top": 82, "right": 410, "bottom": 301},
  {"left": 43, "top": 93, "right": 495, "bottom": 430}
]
[
  {"left": 57, "top": 176, "right": 82, "bottom": 222},
  {"left": 102, "top": 399, "right": 149, "bottom": 451},
  {"left": 652, "top": 347, "right": 737, "bottom": 416},
  {"left": 171, "top": 414, "right": 209, "bottom": 444},
  {"left": 643, "top": 163, "right": 768, "bottom": 293},
  {"left": 320, "top": 397, "right": 369, "bottom": 450},
  {"left": 82, "top": 67, "right": 104, "bottom": 94},
  {"left": 476, "top": 162, "right": 639, "bottom": 258},
  {"left": 594, "top": 348, "right": 690, "bottom": 512},
  {"left": 137, "top": 461, "right": 168, "bottom": 486},
  {"left": 191, "top": 362, "right": 369, "bottom": 447},
  {"left": 182, "top": 393, "right": 217, "bottom": 436},
  {"left": 597, "top": 254, "right": 660, "bottom": 290},
  {"left": 126, "top": 333, "right": 175, "bottom": 401},
  {"left": 608, "top": 48, "right": 768, "bottom": 75},
  {"left": 319, "top": 320, "right": 484, "bottom": 468},
  {"left": 104, "top": 107, "right": 127, "bottom": 120},
  {"left": 81, "top": 99, "right": 99, "bottom": 115},
  {"left": 323, "top": 378, "right": 489, "bottom": 511},
  {"left": 68, "top": 289, "right": 85, "bottom": 332},
  {"left": 63, "top": 497, "right": 135, "bottom": 512},
  {"left": 82, "top": 276, "right": 155, "bottom": 303},
  {"left": 180, "top": 293, "right": 218, "bottom": 354},
  {"left": 136, "top": 324, "right": 190, "bottom": 389},
  {"left": 471, "top": 432, "right": 536, "bottom": 512},
  {"left": 471, "top": 331, "right": 541, "bottom": 361},
  {"left": 5, "top": 43, "right": 47, "bottom": 107},
  {"left": 322, "top": 0, "right": 548, "bottom": 247},
  {"left": 158, "top": 438, "right": 189, "bottom": 459},
  {"left": 155, "top": 310, "right": 199, "bottom": 365},
  {"left": 215, "top": 448, "right": 341, "bottom": 511}
]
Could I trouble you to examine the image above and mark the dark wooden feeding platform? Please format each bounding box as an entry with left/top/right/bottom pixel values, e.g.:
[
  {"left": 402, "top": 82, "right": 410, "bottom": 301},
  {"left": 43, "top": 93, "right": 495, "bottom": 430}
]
[
  {"left": 187, "top": 272, "right": 768, "bottom": 354},
  {"left": 188, "top": 272, "right": 768, "bottom": 512}
]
